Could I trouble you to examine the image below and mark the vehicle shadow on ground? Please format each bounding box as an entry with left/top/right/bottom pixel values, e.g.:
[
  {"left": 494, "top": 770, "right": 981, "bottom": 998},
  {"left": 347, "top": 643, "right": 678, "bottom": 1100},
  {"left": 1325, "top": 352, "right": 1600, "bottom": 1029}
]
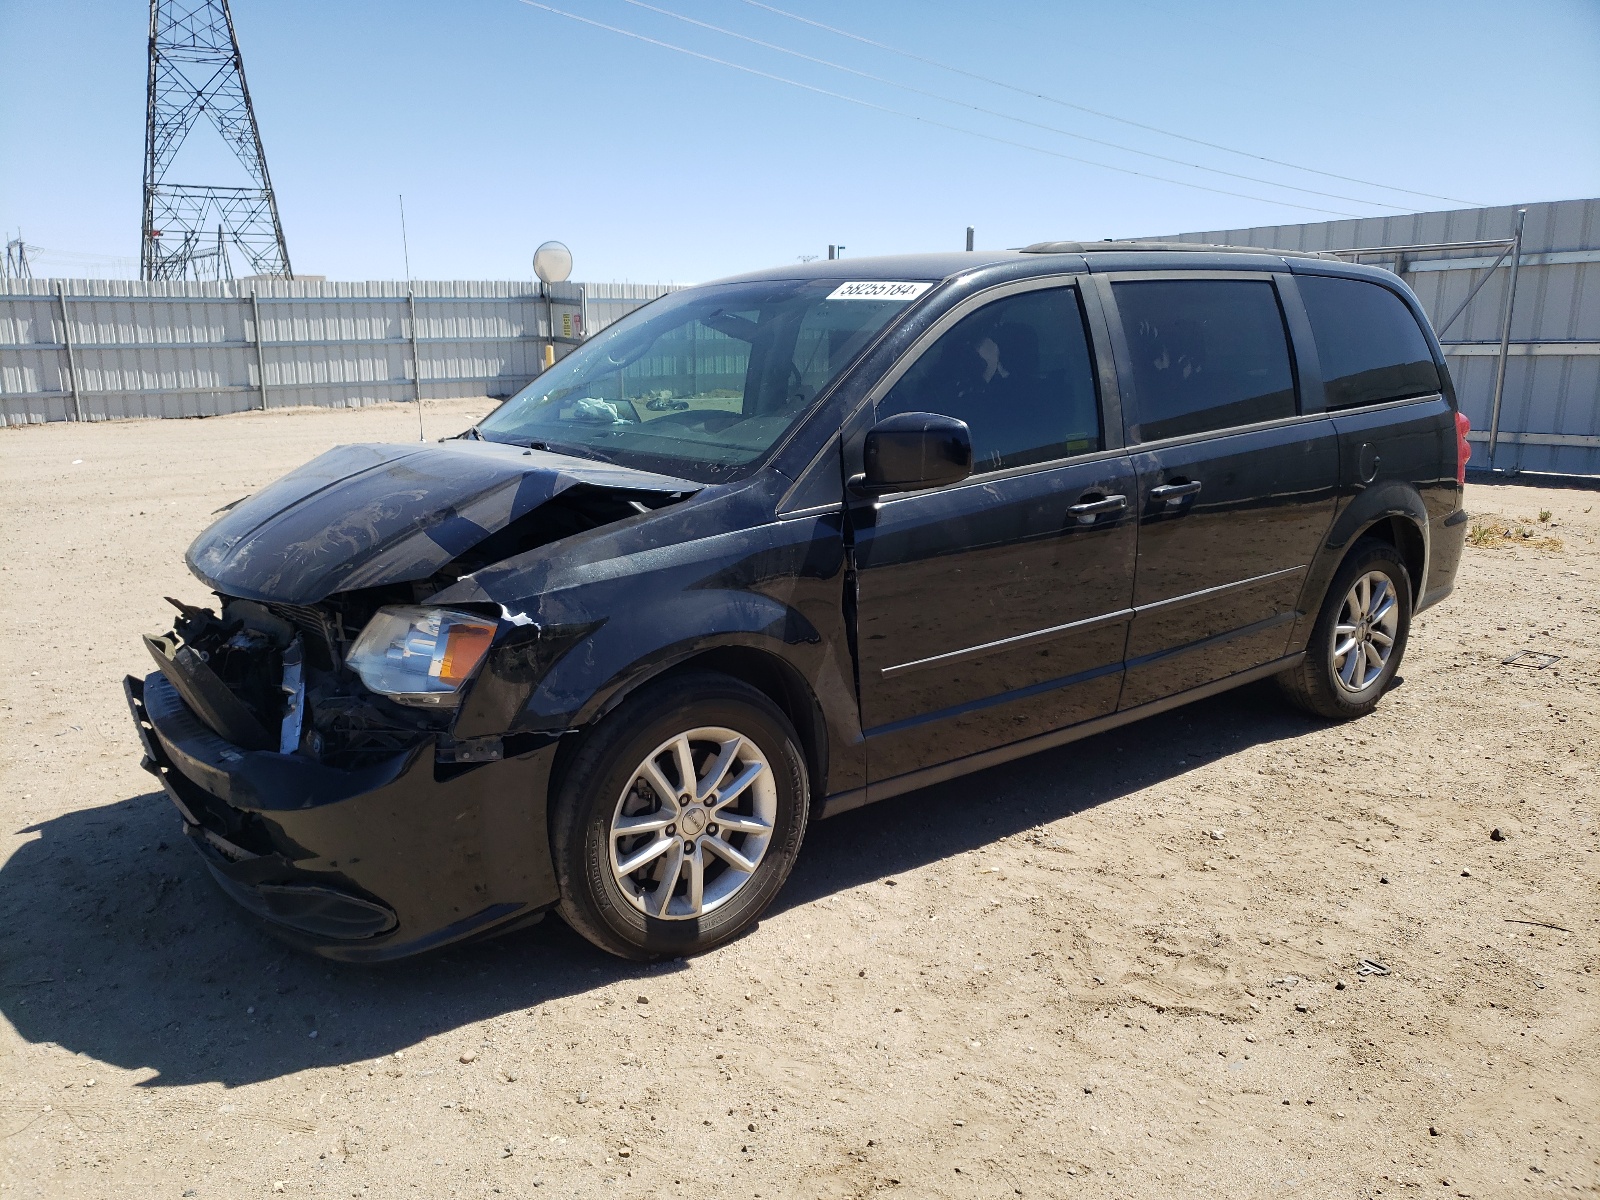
[
  {"left": 780, "top": 678, "right": 1328, "bottom": 910},
  {"left": 0, "top": 679, "right": 1322, "bottom": 1089}
]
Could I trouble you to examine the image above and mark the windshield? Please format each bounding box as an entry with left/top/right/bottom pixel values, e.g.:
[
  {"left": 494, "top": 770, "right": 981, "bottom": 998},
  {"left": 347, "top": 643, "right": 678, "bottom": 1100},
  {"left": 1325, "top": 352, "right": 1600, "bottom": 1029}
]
[{"left": 475, "top": 278, "right": 927, "bottom": 482}]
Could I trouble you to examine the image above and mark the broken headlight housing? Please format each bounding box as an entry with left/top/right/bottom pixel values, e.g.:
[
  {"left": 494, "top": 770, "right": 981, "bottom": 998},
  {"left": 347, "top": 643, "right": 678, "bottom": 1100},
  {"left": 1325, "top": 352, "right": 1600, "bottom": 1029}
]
[{"left": 346, "top": 606, "right": 497, "bottom": 707}]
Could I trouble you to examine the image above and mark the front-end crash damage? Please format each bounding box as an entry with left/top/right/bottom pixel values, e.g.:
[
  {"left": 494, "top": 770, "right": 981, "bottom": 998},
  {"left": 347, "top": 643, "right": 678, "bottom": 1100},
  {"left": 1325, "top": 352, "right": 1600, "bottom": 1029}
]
[
  {"left": 128, "top": 439, "right": 698, "bottom": 958},
  {"left": 142, "top": 592, "right": 463, "bottom": 766},
  {"left": 186, "top": 441, "right": 696, "bottom": 605}
]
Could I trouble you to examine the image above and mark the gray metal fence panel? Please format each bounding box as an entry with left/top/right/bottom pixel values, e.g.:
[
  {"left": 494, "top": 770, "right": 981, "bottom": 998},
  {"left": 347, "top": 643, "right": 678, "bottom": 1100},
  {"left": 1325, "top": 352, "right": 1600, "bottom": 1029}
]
[
  {"left": 0, "top": 277, "right": 676, "bottom": 426},
  {"left": 1153, "top": 198, "right": 1600, "bottom": 476}
]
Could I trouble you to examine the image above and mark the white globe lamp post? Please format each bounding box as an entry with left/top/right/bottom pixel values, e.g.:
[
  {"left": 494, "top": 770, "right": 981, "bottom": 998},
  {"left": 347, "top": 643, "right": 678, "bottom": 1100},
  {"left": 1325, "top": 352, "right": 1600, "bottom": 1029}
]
[{"left": 532, "top": 241, "right": 573, "bottom": 368}]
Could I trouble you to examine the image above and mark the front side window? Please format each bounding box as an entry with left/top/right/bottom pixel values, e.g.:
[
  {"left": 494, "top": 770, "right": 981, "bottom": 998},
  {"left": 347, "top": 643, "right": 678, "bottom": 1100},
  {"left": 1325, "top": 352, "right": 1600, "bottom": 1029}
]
[
  {"left": 1114, "top": 278, "right": 1297, "bottom": 442},
  {"left": 1298, "top": 275, "right": 1441, "bottom": 410},
  {"left": 877, "top": 287, "right": 1102, "bottom": 474},
  {"left": 477, "top": 279, "right": 924, "bottom": 482}
]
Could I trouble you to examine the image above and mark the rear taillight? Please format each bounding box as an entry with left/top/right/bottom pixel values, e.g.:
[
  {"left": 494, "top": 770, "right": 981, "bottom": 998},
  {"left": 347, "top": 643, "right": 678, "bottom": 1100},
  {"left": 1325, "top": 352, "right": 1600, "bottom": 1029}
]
[{"left": 1455, "top": 411, "right": 1472, "bottom": 484}]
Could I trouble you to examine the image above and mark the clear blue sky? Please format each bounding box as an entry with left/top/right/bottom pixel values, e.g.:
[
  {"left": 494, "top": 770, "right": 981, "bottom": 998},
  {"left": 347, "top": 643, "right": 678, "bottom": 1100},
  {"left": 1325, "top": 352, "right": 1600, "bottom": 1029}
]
[{"left": 3, "top": 0, "right": 1597, "bottom": 283}]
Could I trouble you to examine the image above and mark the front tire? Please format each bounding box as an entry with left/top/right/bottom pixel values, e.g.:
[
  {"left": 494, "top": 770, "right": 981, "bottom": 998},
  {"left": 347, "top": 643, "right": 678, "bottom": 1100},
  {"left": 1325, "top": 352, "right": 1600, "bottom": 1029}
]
[
  {"left": 1278, "top": 539, "right": 1412, "bottom": 720},
  {"left": 550, "top": 672, "right": 809, "bottom": 959}
]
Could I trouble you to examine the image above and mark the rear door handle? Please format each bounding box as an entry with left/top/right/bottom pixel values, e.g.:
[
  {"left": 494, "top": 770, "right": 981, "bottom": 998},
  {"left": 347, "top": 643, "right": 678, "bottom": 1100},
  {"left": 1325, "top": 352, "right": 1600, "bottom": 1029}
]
[
  {"left": 1150, "top": 480, "right": 1202, "bottom": 502},
  {"left": 1067, "top": 493, "right": 1128, "bottom": 521}
]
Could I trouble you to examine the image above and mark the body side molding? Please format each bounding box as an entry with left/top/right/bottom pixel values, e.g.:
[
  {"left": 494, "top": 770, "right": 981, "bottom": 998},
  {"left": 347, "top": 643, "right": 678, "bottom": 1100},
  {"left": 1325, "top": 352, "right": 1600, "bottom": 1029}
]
[{"left": 820, "top": 652, "right": 1305, "bottom": 818}]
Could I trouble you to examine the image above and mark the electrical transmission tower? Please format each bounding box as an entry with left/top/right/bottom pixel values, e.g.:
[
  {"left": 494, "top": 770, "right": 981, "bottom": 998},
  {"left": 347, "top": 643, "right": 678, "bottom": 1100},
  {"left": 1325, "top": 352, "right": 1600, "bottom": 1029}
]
[
  {"left": 3, "top": 236, "right": 33, "bottom": 280},
  {"left": 142, "top": 0, "right": 291, "bottom": 281}
]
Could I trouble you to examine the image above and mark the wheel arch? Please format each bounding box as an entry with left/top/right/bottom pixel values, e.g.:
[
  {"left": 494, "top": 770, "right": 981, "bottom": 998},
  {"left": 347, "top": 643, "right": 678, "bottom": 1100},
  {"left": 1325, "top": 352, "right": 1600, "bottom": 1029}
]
[
  {"left": 1290, "top": 484, "right": 1429, "bottom": 656},
  {"left": 549, "top": 641, "right": 830, "bottom": 823},
  {"left": 650, "top": 646, "right": 829, "bottom": 808},
  {"left": 1351, "top": 514, "right": 1426, "bottom": 603}
]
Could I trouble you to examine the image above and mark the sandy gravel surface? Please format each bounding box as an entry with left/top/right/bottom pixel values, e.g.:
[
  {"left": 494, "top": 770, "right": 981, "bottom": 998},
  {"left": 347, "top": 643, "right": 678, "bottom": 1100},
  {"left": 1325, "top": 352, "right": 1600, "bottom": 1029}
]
[{"left": 1, "top": 401, "right": 1596, "bottom": 1200}]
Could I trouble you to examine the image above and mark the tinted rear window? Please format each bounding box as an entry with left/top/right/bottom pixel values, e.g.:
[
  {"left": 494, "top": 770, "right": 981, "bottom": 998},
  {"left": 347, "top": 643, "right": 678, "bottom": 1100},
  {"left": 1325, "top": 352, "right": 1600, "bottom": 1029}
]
[
  {"left": 1299, "top": 275, "right": 1441, "bottom": 410},
  {"left": 1114, "top": 279, "right": 1297, "bottom": 442}
]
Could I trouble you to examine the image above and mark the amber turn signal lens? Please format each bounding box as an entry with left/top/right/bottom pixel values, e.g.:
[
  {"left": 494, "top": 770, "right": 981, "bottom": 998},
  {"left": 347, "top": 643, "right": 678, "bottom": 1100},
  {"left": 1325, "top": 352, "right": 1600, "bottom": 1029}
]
[{"left": 438, "top": 621, "right": 496, "bottom": 684}]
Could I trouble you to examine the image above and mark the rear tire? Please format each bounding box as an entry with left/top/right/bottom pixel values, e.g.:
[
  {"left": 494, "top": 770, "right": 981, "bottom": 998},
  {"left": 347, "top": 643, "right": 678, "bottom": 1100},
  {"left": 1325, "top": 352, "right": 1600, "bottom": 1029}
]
[
  {"left": 1278, "top": 539, "right": 1412, "bottom": 721},
  {"left": 550, "top": 671, "right": 809, "bottom": 960}
]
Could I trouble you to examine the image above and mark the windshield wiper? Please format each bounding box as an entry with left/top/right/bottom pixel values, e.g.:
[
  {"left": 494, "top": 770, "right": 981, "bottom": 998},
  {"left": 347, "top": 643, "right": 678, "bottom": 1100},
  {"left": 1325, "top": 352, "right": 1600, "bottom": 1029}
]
[
  {"left": 486, "top": 434, "right": 617, "bottom": 464},
  {"left": 547, "top": 441, "right": 616, "bottom": 464},
  {"left": 480, "top": 433, "right": 548, "bottom": 451}
]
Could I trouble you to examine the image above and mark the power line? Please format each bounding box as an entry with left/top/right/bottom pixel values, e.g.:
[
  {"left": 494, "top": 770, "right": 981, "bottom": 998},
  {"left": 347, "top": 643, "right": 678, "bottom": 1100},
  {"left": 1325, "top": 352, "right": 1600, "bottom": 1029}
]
[
  {"left": 516, "top": 0, "right": 1364, "bottom": 217},
  {"left": 618, "top": 0, "right": 1412, "bottom": 212},
  {"left": 739, "top": 0, "right": 1483, "bottom": 208},
  {"left": 22, "top": 245, "right": 140, "bottom": 265}
]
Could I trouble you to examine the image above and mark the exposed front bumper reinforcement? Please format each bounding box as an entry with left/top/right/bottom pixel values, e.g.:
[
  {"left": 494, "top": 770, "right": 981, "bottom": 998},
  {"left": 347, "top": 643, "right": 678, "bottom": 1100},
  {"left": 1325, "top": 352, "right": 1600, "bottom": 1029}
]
[{"left": 125, "top": 672, "right": 563, "bottom": 962}]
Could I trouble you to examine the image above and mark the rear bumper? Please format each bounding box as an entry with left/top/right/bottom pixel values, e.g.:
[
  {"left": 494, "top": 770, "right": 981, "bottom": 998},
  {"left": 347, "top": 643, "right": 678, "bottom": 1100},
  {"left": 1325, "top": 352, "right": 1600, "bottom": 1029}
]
[
  {"left": 125, "top": 671, "right": 562, "bottom": 962},
  {"left": 1419, "top": 506, "right": 1469, "bottom": 613}
]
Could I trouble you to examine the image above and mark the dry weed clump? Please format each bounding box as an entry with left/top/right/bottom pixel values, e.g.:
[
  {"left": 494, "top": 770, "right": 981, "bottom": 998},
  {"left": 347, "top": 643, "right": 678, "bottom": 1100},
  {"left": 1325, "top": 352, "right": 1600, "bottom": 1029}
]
[{"left": 1466, "top": 512, "right": 1565, "bottom": 551}]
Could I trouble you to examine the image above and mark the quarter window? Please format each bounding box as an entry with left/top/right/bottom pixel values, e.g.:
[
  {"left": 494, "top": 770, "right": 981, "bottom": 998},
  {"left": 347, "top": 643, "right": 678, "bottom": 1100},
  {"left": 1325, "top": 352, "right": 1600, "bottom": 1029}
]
[
  {"left": 1114, "top": 278, "right": 1297, "bottom": 441},
  {"left": 1298, "top": 275, "right": 1441, "bottom": 409},
  {"left": 877, "top": 287, "right": 1101, "bottom": 474}
]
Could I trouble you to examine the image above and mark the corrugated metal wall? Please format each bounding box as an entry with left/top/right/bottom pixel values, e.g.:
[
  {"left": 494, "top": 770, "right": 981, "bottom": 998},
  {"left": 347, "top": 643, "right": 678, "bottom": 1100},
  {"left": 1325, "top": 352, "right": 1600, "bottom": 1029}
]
[
  {"left": 0, "top": 278, "right": 676, "bottom": 425},
  {"left": 1154, "top": 198, "right": 1600, "bottom": 476}
]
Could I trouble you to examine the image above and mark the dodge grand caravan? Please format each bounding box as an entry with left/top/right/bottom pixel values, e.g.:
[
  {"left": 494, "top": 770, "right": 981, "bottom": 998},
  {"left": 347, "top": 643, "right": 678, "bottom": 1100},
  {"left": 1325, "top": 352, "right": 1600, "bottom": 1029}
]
[{"left": 126, "top": 242, "right": 1471, "bottom": 961}]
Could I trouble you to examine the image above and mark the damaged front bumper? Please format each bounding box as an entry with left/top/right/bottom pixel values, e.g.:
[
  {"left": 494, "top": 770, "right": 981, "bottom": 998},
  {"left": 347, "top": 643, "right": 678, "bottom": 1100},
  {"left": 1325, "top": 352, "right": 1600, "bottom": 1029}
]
[{"left": 125, "top": 671, "right": 564, "bottom": 962}]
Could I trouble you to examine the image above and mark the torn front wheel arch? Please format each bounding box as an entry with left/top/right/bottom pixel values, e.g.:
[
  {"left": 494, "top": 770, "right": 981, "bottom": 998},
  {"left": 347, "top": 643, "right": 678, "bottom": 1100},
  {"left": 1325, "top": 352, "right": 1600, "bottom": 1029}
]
[{"left": 448, "top": 618, "right": 605, "bottom": 741}]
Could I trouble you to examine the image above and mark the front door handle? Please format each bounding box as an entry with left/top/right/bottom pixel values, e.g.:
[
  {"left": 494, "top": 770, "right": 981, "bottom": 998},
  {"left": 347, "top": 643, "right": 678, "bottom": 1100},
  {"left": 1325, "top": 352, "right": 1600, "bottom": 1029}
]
[
  {"left": 1067, "top": 493, "right": 1128, "bottom": 521},
  {"left": 1150, "top": 480, "right": 1203, "bottom": 503}
]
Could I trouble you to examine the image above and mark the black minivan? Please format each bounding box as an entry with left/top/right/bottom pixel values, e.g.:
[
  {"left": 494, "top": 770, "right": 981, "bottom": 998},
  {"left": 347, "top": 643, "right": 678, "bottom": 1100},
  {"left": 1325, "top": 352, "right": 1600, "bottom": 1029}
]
[{"left": 127, "top": 242, "right": 1471, "bottom": 961}]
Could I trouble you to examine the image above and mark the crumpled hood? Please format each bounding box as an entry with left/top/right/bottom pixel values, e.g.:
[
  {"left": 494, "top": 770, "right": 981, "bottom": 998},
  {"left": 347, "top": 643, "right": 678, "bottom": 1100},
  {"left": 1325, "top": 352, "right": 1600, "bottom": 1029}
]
[{"left": 187, "top": 440, "right": 697, "bottom": 604}]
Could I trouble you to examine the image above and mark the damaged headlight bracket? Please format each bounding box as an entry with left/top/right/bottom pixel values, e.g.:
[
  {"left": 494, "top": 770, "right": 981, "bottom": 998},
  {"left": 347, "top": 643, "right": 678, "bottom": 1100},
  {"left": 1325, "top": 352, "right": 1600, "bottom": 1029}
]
[
  {"left": 435, "top": 735, "right": 505, "bottom": 764},
  {"left": 279, "top": 636, "right": 305, "bottom": 754}
]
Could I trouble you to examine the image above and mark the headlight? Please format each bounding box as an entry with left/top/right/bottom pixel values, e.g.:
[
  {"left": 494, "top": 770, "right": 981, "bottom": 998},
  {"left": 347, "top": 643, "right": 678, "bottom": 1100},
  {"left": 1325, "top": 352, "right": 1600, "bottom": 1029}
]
[{"left": 347, "top": 606, "right": 498, "bottom": 707}]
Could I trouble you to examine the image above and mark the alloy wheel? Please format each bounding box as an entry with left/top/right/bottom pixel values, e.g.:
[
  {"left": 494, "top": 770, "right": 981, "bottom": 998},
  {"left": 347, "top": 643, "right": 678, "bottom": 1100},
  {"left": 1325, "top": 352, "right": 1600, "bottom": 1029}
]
[
  {"left": 608, "top": 726, "right": 777, "bottom": 920},
  {"left": 1331, "top": 570, "right": 1399, "bottom": 694}
]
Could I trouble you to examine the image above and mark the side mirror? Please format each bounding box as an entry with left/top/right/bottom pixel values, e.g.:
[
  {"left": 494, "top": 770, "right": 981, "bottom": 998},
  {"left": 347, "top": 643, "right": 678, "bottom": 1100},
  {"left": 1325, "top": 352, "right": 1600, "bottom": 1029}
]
[{"left": 852, "top": 412, "right": 973, "bottom": 496}]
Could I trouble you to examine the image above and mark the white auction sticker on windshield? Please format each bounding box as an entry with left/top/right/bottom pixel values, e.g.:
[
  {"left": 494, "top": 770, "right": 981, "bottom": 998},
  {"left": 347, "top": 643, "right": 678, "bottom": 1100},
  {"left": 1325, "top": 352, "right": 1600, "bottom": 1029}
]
[{"left": 826, "top": 280, "right": 934, "bottom": 302}]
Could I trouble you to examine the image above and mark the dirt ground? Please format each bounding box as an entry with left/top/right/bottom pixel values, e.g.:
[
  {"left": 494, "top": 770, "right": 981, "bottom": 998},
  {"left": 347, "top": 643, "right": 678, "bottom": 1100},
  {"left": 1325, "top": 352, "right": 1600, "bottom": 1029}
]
[{"left": 1, "top": 399, "right": 1596, "bottom": 1200}]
